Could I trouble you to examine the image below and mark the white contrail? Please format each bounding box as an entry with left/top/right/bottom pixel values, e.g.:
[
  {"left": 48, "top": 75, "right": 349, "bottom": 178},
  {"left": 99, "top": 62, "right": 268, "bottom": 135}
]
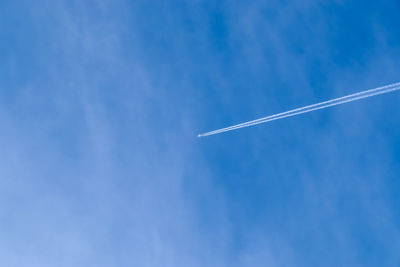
[{"left": 198, "top": 82, "right": 400, "bottom": 137}]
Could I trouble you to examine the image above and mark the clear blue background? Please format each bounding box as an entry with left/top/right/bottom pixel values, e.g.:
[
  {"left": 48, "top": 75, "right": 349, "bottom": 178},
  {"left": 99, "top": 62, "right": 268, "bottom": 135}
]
[{"left": 1, "top": 1, "right": 400, "bottom": 266}]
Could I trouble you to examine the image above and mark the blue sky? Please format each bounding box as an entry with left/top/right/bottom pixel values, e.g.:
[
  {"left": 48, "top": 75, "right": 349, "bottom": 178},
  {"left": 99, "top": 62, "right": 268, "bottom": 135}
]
[{"left": 1, "top": 1, "right": 400, "bottom": 266}]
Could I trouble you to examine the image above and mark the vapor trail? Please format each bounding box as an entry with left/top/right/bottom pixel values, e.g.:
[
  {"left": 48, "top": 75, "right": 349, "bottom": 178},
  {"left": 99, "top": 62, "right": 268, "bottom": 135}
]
[{"left": 198, "top": 82, "right": 400, "bottom": 137}]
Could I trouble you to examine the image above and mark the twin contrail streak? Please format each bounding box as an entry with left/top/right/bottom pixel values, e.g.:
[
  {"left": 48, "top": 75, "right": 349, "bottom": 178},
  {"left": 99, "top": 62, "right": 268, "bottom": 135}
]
[{"left": 198, "top": 82, "right": 400, "bottom": 137}]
